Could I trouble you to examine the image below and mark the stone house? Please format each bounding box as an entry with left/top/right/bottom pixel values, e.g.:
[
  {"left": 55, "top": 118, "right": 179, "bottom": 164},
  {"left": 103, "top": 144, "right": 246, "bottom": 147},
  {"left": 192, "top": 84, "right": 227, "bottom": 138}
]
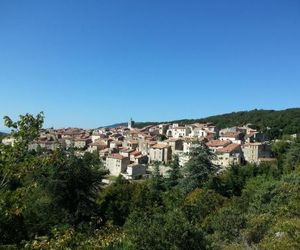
[
  {"left": 149, "top": 143, "right": 172, "bottom": 164},
  {"left": 105, "top": 154, "right": 130, "bottom": 176},
  {"left": 214, "top": 143, "right": 243, "bottom": 168},
  {"left": 242, "top": 142, "right": 272, "bottom": 163}
]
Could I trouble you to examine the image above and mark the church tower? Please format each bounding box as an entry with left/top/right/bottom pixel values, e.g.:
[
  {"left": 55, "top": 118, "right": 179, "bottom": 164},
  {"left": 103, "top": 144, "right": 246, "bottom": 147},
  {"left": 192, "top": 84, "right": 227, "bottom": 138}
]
[{"left": 128, "top": 118, "right": 135, "bottom": 129}]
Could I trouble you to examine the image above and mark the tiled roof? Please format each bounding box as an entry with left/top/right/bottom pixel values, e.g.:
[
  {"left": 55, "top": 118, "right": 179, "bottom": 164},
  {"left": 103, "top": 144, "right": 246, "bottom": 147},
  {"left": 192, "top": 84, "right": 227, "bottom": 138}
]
[
  {"left": 207, "top": 140, "right": 231, "bottom": 147},
  {"left": 217, "top": 143, "right": 241, "bottom": 153},
  {"left": 152, "top": 144, "right": 169, "bottom": 149},
  {"left": 220, "top": 131, "right": 241, "bottom": 138},
  {"left": 130, "top": 150, "right": 141, "bottom": 156},
  {"left": 108, "top": 154, "right": 128, "bottom": 160}
]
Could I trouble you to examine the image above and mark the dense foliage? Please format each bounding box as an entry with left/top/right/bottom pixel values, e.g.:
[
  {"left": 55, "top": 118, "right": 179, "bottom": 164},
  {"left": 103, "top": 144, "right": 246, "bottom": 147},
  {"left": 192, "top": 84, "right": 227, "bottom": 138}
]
[{"left": 1, "top": 113, "right": 300, "bottom": 249}]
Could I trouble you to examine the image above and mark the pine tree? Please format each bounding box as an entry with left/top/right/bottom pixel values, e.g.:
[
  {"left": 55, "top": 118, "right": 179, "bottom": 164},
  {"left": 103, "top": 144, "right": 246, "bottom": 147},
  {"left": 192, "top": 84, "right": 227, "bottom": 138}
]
[{"left": 181, "top": 141, "right": 216, "bottom": 192}]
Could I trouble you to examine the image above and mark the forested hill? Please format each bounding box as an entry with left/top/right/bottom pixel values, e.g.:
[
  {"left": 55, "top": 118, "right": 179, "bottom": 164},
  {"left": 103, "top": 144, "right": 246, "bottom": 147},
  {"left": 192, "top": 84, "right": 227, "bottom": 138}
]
[{"left": 135, "top": 108, "right": 300, "bottom": 138}]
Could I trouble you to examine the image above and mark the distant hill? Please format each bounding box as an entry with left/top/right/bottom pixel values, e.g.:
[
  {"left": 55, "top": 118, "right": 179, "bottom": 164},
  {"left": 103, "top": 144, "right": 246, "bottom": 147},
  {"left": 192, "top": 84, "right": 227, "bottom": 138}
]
[
  {"left": 134, "top": 108, "right": 300, "bottom": 139},
  {"left": 100, "top": 122, "right": 128, "bottom": 129}
]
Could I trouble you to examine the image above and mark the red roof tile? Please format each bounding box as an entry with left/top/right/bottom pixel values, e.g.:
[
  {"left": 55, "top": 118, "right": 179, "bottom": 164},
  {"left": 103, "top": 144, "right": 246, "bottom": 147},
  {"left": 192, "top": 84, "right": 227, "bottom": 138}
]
[
  {"left": 108, "top": 154, "right": 128, "bottom": 160},
  {"left": 217, "top": 143, "right": 241, "bottom": 153}
]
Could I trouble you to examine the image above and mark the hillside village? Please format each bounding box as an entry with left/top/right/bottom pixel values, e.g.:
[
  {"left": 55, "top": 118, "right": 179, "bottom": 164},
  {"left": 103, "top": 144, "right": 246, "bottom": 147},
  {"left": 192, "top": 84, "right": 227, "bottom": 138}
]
[{"left": 2, "top": 118, "right": 276, "bottom": 181}]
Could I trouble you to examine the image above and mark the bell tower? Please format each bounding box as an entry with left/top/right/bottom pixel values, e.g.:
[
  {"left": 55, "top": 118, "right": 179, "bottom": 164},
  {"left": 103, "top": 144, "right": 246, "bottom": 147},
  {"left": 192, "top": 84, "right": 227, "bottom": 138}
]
[{"left": 128, "top": 118, "right": 134, "bottom": 129}]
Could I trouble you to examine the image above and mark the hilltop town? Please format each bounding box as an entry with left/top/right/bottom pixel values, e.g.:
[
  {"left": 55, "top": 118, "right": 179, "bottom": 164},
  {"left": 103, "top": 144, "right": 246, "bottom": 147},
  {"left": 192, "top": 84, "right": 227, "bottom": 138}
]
[{"left": 2, "top": 118, "right": 278, "bottom": 181}]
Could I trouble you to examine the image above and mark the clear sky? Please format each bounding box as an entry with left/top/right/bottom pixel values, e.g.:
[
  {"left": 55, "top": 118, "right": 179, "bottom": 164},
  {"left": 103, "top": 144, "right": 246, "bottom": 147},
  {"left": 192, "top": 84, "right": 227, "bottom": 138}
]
[{"left": 0, "top": 0, "right": 299, "bottom": 130}]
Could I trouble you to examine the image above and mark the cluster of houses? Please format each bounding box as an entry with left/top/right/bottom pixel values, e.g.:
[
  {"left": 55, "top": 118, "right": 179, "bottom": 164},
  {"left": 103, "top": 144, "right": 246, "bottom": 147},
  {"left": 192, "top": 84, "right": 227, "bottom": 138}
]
[{"left": 2, "top": 119, "right": 274, "bottom": 179}]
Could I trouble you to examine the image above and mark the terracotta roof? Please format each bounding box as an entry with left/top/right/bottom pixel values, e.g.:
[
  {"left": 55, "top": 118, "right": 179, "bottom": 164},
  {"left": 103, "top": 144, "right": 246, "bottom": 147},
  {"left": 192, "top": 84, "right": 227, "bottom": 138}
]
[
  {"left": 140, "top": 125, "right": 155, "bottom": 131},
  {"left": 220, "top": 131, "right": 241, "bottom": 138},
  {"left": 152, "top": 144, "right": 169, "bottom": 149},
  {"left": 217, "top": 143, "right": 241, "bottom": 153},
  {"left": 108, "top": 154, "right": 128, "bottom": 160},
  {"left": 207, "top": 140, "right": 231, "bottom": 147},
  {"left": 130, "top": 150, "right": 141, "bottom": 156}
]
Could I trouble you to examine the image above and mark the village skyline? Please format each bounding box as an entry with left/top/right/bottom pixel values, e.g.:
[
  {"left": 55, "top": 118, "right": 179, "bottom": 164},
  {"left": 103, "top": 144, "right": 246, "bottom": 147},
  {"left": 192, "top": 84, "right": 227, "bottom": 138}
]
[{"left": 1, "top": 107, "right": 299, "bottom": 132}]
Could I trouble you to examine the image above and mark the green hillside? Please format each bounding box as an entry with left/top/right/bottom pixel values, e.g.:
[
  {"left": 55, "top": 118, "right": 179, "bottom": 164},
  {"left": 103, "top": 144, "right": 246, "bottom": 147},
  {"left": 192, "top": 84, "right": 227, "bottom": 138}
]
[{"left": 135, "top": 108, "right": 300, "bottom": 138}]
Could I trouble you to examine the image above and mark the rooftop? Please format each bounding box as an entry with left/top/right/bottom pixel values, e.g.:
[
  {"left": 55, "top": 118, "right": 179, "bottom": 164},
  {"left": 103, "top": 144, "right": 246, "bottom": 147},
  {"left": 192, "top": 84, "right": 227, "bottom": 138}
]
[
  {"left": 108, "top": 153, "right": 128, "bottom": 160},
  {"left": 152, "top": 143, "right": 169, "bottom": 149},
  {"left": 220, "top": 131, "right": 241, "bottom": 138},
  {"left": 207, "top": 140, "right": 232, "bottom": 147},
  {"left": 217, "top": 143, "right": 241, "bottom": 153}
]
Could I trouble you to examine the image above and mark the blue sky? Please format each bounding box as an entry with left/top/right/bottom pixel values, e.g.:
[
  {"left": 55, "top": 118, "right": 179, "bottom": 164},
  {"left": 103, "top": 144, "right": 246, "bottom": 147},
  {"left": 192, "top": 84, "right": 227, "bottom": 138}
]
[{"left": 0, "top": 0, "right": 299, "bottom": 130}]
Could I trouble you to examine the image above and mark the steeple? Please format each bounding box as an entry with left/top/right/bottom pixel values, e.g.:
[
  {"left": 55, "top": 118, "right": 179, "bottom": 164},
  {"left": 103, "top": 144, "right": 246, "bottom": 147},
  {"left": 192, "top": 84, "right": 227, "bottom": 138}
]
[{"left": 128, "top": 118, "right": 134, "bottom": 129}]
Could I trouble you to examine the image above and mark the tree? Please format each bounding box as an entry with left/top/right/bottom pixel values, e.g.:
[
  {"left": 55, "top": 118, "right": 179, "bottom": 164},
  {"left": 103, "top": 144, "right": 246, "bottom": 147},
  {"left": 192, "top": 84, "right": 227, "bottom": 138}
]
[
  {"left": 0, "top": 112, "right": 45, "bottom": 190},
  {"left": 124, "top": 208, "right": 205, "bottom": 250},
  {"left": 183, "top": 188, "right": 225, "bottom": 224},
  {"left": 210, "top": 206, "right": 246, "bottom": 242},
  {"left": 150, "top": 161, "right": 164, "bottom": 192},
  {"left": 283, "top": 139, "right": 300, "bottom": 172},
  {"left": 98, "top": 176, "right": 137, "bottom": 226},
  {"left": 40, "top": 149, "right": 108, "bottom": 226},
  {"left": 0, "top": 112, "right": 45, "bottom": 245},
  {"left": 166, "top": 154, "right": 181, "bottom": 188},
  {"left": 3, "top": 112, "right": 44, "bottom": 148},
  {"left": 0, "top": 112, "right": 109, "bottom": 247},
  {"left": 181, "top": 141, "right": 216, "bottom": 192},
  {"left": 272, "top": 139, "right": 291, "bottom": 168}
]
